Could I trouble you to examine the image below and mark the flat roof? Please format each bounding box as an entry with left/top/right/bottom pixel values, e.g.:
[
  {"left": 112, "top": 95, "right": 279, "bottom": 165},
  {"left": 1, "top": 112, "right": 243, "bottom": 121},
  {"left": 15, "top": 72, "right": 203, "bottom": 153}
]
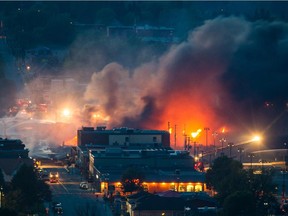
[{"left": 95, "top": 167, "right": 205, "bottom": 183}]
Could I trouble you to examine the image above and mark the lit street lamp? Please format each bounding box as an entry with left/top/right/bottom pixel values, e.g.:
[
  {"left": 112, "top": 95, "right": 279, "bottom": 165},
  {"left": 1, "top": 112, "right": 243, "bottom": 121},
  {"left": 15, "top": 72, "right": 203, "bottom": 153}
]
[
  {"left": 238, "top": 147, "right": 244, "bottom": 163},
  {"left": 220, "top": 138, "right": 226, "bottom": 156},
  {"left": 227, "top": 142, "right": 234, "bottom": 157},
  {"left": 248, "top": 153, "right": 255, "bottom": 170}
]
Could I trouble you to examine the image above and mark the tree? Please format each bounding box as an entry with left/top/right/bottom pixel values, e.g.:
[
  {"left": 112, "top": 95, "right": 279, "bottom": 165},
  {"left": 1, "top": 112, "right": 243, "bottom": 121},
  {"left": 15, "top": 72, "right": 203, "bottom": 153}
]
[
  {"left": 0, "top": 208, "right": 18, "bottom": 216},
  {"left": 223, "top": 191, "right": 255, "bottom": 216},
  {"left": 0, "top": 168, "right": 4, "bottom": 187},
  {"left": 206, "top": 156, "right": 248, "bottom": 203},
  {"left": 206, "top": 156, "right": 280, "bottom": 215},
  {"left": 247, "top": 169, "right": 279, "bottom": 216},
  {"left": 5, "top": 164, "right": 51, "bottom": 214},
  {"left": 121, "top": 167, "right": 145, "bottom": 194}
]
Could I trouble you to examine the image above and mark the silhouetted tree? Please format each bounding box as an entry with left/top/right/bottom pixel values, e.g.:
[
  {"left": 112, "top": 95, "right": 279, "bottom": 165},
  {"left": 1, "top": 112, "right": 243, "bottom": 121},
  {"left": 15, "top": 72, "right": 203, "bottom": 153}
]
[
  {"left": 4, "top": 164, "right": 51, "bottom": 214},
  {"left": 223, "top": 191, "right": 255, "bottom": 216},
  {"left": 121, "top": 167, "right": 145, "bottom": 194},
  {"left": 0, "top": 208, "right": 18, "bottom": 216},
  {"left": 206, "top": 156, "right": 247, "bottom": 203},
  {"left": 0, "top": 168, "right": 4, "bottom": 187},
  {"left": 206, "top": 156, "right": 280, "bottom": 215}
]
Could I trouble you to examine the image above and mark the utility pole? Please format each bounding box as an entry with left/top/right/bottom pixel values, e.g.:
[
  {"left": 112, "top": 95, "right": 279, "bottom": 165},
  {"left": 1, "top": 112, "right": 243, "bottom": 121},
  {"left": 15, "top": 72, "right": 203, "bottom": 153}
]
[
  {"left": 174, "top": 124, "right": 177, "bottom": 148},
  {"left": 193, "top": 141, "right": 196, "bottom": 158},
  {"left": 204, "top": 127, "right": 210, "bottom": 147},
  {"left": 212, "top": 132, "right": 218, "bottom": 157},
  {"left": 220, "top": 138, "right": 226, "bottom": 156}
]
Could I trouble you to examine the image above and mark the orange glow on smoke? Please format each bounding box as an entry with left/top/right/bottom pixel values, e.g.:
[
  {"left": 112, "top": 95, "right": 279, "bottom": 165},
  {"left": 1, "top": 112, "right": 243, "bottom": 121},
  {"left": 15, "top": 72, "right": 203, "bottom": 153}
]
[
  {"left": 148, "top": 90, "right": 230, "bottom": 148},
  {"left": 65, "top": 135, "right": 77, "bottom": 146}
]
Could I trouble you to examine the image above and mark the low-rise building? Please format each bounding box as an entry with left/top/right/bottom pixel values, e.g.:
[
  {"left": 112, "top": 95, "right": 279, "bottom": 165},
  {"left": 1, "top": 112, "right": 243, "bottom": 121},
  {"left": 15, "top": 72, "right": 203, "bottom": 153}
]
[
  {"left": 124, "top": 191, "right": 218, "bottom": 216},
  {"left": 0, "top": 138, "right": 33, "bottom": 182},
  {"left": 88, "top": 148, "right": 206, "bottom": 195},
  {"left": 76, "top": 126, "right": 171, "bottom": 178},
  {"left": 77, "top": 126, "right": 170, "bottom": 148}
]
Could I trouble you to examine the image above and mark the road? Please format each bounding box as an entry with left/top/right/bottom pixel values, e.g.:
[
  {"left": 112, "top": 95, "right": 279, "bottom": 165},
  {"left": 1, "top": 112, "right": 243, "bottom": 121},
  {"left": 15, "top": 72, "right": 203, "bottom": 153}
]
[{"left": 40, "top": 163, "right": 113, "bottom": 216}]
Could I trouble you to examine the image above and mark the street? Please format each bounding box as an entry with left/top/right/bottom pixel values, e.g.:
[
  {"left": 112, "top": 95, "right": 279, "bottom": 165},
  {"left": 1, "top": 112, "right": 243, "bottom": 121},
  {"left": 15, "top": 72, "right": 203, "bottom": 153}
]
[{"left": 40, "top": 162, "right": 113, "bottom": 216}]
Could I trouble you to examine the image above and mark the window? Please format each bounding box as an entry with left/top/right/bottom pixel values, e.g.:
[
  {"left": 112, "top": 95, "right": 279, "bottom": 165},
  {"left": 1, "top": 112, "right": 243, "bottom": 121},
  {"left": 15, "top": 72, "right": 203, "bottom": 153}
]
[
  {"left": 143, "top": 184, "right": 148, "bottom": 191},
  {"left": 169, "top": 183, "right": 175, "bottom": 191},
  {"left": 179, "top": 185, "right": 185, "bottom": 192},
  {"left": 195, "top": 184, "right": 202, "bottom": 192},
  {"left": 187, "top": 184, "right": 194, "bottom": 192}
]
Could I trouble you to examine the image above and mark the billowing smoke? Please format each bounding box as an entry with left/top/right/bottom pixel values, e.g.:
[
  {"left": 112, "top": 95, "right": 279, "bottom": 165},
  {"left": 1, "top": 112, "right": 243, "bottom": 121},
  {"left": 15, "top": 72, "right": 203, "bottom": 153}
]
[
  {"left": 6, "top": 15, "right": 288, "bottom": 151},
  {"left": 83, "top": 16, "right": 251, "bottom": 146},
  {"left": 83, "top": 16, "right": 288, "bottom": 147}
]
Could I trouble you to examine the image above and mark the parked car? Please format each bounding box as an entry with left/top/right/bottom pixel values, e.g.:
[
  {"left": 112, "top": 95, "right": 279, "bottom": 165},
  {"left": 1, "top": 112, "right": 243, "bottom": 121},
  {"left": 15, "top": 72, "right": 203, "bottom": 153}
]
[
  {"left": 52, "top": 202, "right": 63, "bottom": 215},
  {"left": 79, "top": 181, "right": 89, "bottom": 190}
]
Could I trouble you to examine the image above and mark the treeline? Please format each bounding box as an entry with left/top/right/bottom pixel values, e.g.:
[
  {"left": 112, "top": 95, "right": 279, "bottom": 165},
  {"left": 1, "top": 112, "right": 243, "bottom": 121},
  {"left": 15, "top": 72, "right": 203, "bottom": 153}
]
[
  {"left": 0, "top": 1, "right": 287, "bottom": 51},
  {"left": 0, "top": 165, "right": 51, "bottom": 216},
  {"left": 206, "top": 156, "right": 282, "bottom": 216}
]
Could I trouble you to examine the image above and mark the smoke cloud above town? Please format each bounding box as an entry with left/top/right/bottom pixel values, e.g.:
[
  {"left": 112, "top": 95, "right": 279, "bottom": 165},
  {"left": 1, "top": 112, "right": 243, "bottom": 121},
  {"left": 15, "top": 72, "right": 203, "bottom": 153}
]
[
  {"left": 3, "top": 15, "right": 288, "bottom": 151},
  {"left": 82, "top": 16, "right": 248, "bottom": 144},
  {"left": 81, "top": 16, "right": 288, "bottom": 146}
]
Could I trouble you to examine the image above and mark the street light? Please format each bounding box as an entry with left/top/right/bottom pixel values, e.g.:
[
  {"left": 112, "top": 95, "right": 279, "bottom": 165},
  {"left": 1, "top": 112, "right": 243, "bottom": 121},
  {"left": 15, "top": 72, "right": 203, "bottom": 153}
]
[
  {"left": 238, "top": 147, "right": 244, "bottom": 163},
  {"left": 228, "top": 142, "right": 234, "bottom": 158},
  {"left": 248, "top": 153, "right": 255, "bottom": 170},
  {"left": 212, "top": 132, "right": 218, "bottom": 157},
  {"left": 220, "top": 138, "right": 226, "bottom": 156}
]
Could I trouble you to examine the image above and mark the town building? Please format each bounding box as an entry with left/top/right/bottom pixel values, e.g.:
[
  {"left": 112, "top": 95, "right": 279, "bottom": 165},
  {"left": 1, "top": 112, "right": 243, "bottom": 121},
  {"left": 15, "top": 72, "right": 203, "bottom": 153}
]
[
  {"left": 0, "top": 138, "right": 33, "bottom": 182},
  {"left": 123, "top": 191, "right": 217, "bottom": 216},
  {"left": 0, "top": 138, "right": 29, "bottom": 158},
  {"left": 76, "top": 126, "right": 171, "bottom": 179},
  {"left": 88, "top": 148, "right": 206, "bottom": 195},
  {"left": 77, "top": 126, "right": 170, "bottom": 148},
  {"left": 75, "top": 126, "right": 208, "bottom": 197}
]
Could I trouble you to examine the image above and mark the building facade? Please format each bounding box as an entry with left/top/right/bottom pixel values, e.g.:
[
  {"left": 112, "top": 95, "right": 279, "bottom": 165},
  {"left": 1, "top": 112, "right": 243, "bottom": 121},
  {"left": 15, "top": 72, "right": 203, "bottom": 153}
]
[
  {"left": 0, "top": 138, "right": 33, "bottom": 182},
  {"left": 88, "top": 148, "right": 206, "bottom": 195},
  {"left": 77, "top": 126, "right": 170, "bottom": 148}
]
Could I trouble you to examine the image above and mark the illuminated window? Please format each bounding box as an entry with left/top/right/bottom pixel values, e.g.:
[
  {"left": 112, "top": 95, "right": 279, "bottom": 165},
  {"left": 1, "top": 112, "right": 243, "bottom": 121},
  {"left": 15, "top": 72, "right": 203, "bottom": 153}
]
[
  {"left": 179, "top": 185, "right": 185, "bottom": 192},
  {"left": 143, "top": 184, "right": 148, "bottom": 191},
  {"left": 187, "top": 184, "right": 194, "bottom": 192},
  {"left": 170, "top": 183, "right": 175, "bottom": 191},
  {"left": 195, "top": 184, "right": 202, "bottom": 192}
]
